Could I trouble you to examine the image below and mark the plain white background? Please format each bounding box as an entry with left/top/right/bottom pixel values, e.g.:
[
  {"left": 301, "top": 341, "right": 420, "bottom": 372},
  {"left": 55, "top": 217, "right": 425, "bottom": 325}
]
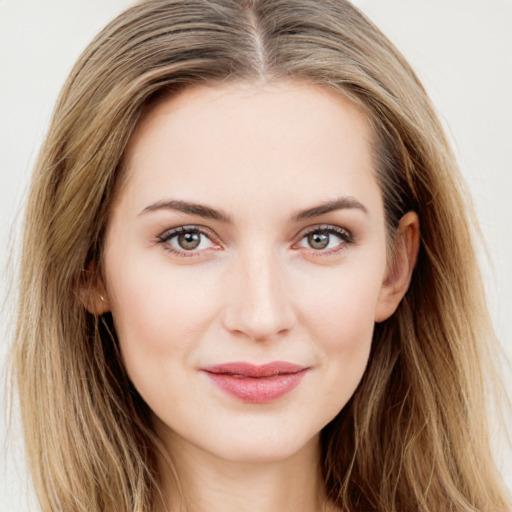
[{"left": 1, "top": 1, "right": 511, "bottom": 510}]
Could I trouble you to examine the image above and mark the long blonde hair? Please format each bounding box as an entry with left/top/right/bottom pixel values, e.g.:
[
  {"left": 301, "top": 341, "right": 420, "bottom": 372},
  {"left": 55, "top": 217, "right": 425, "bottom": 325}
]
[{"left": 12, "top": 0, "right": 511, "bottom": 511}]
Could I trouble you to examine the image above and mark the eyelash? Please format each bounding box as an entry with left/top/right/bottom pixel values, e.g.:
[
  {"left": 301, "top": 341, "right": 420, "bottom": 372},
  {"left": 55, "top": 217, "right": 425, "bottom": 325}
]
[
  {"left": 156, "top": 225, "right": 220, "bottom": 258},
  {"left": 296, "top": 225, "right": 354, "bottom": 257},
  {"left": 155, "top": 224, "right": 354, "bottom": 258}
]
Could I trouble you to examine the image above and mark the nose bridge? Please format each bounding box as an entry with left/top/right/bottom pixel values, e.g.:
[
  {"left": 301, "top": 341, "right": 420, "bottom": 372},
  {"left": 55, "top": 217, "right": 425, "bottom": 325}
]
[{"left": 222, "top": 243, "right": 294, "bottom": 341}]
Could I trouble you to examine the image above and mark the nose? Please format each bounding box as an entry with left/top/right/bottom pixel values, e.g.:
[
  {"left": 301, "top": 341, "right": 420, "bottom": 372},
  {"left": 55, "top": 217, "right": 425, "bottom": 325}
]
[{"left": 221, "top": 249, "right": 295, "bottom": 342}]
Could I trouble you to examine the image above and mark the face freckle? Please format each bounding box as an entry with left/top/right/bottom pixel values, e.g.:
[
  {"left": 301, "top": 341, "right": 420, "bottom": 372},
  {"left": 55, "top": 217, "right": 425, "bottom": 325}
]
[{"left": 101, "top": 80, "right": 393, "bottom": 464}]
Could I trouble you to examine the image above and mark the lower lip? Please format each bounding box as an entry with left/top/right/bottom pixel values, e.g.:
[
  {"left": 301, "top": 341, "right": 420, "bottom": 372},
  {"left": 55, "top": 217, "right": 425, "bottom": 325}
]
[{"left": 204, "top": 370, "right": 308, "bottom": 403}]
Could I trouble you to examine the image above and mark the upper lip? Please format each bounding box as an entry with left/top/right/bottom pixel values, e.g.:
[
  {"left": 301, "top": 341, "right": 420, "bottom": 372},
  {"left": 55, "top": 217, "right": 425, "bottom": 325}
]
[{"left": 201, "top": 361, "right": 308, "bottom": 378}]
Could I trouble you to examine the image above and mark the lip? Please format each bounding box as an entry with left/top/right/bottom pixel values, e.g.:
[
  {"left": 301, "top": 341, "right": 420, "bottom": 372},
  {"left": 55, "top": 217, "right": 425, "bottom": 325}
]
[{"left": 201, "top": 361, "right": 309, "bottom": 403}]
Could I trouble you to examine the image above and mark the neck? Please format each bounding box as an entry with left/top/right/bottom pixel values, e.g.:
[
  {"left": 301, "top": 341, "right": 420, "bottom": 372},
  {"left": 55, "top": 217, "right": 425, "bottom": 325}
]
[{"left": 153, "top": 433, "right": 335, "bottom": 512}]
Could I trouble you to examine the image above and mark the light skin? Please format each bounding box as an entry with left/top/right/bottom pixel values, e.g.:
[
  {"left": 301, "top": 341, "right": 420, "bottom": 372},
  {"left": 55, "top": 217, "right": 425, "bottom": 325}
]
[{"left": 87, "top": 81, "right": 419, "bottom": 512}]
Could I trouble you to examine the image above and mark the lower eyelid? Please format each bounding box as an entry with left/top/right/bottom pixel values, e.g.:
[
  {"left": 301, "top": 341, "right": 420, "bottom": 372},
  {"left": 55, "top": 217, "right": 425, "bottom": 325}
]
[{"left": 163, "top": 245, "right": 203, "bottom": 257}]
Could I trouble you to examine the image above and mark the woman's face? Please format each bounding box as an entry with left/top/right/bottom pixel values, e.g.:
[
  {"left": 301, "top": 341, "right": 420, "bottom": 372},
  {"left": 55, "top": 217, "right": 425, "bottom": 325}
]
[{"left": 96, "top": 81, "right": 412, "bottom": 463}]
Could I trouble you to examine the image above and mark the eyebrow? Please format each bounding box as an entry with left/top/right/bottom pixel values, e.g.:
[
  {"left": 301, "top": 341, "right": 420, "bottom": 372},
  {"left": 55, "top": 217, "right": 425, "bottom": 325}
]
[
  {"left": 140, "top": 199, "right": 234, "bottom": 223},
  {"left": 139, "top": 196, "right": 367, "bottom": 223},
  {"left": 291, "top": 197, "right": 367, "bottom": 221}
]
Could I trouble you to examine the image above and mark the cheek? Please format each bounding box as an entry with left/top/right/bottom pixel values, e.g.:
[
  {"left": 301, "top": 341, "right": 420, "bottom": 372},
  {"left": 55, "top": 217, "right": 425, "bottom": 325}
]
[
  {"left": 104, "top": 249, "right": 223, "bottom": 380},
  {"left": 297, "top": 259, "right": 383, "bottom": 346},
  {"left": 294, "top": 261, "right": 384, "bottom": 403}
]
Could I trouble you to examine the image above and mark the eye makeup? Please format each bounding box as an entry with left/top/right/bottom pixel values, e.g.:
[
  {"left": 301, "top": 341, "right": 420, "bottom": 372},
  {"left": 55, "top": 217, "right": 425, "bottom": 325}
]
[
  {"left": 155, "top": 223, "right": 354, "bottom": 259},
  {"left": 156, "top": 225, "right": 221, "bottom": 257},
  {"left": 294, "top": 224, "right": 354, "bottom": 257}
]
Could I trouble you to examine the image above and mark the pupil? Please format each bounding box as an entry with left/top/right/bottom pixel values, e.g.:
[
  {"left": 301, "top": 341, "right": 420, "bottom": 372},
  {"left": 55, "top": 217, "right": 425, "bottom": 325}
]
[
  {"left": 178, "top": 231, "right": 201, "bottom": 250},
  {"left": 308, "top": 232, "right": 329, "bottom": 250}
]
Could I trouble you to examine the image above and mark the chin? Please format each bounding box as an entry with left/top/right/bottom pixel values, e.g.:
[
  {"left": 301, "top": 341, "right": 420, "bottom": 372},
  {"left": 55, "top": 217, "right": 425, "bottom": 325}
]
[{"left": 206, "top": 431, "right": 320, "bottom": 464}]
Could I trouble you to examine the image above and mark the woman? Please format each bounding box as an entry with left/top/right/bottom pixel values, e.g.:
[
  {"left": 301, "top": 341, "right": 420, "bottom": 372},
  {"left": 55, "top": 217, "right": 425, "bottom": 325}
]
[{"left": 11, "top": 0, "right": 511, "bottom": 511}]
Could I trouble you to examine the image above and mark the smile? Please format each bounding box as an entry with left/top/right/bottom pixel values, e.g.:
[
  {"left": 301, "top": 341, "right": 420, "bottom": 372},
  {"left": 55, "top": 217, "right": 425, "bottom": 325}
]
[{"left": 201, "top": 362, "right": 310, "bottom": 403}]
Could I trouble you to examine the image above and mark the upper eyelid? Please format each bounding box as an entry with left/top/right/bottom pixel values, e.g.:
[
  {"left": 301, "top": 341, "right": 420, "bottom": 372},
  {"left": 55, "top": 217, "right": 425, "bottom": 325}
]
[
  {"left": 158, "top": 223, "right": 351, "bottom": 238},
  {"left": 157, "top": 224, "right": 218, "bottom": 241},
  {"left": 295, "top": 224, "right": 352, "bottom": 240}
]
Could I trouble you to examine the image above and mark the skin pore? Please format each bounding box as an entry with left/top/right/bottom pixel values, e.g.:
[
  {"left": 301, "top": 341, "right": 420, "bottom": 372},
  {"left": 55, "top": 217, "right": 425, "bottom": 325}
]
[{"left": 88, "top": 81, "right": 419, "bottom": 512}]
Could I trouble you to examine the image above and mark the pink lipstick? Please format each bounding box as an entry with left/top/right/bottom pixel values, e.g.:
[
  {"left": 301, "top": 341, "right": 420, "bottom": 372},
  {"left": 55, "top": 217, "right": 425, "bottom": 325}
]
[{"left": 201, "top": 362, "right": 309, "bottom": 403}]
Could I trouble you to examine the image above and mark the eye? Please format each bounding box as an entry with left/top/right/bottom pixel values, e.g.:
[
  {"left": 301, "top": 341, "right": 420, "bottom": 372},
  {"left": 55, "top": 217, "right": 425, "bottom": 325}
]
[
  {"left": 295, "top": 225, "right": 353, "bottom": 254},
  {"left": 156, "top": 226, "right": 220, "bottom": 257}
]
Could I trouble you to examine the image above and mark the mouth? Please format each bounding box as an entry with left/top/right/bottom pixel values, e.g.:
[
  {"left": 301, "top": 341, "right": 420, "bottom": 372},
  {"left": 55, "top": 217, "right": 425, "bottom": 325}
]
[{"left": 201, "top": 362, "right": 310, "bottom": 403}]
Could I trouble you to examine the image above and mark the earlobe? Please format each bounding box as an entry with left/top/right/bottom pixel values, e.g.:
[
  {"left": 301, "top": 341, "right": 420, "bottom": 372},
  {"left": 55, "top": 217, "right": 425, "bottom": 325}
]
[
  {"left": 80, "top": 263, "right": 111, "bottom": 315},
  {"left": 375, "top": 211, "right": 420, "bottom": 323}
]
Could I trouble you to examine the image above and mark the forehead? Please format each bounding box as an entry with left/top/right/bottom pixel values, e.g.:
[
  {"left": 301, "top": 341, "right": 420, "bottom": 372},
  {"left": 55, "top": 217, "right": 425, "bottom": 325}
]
[{"left": 116, "top": 80, "right": 381, "bottom": 220}]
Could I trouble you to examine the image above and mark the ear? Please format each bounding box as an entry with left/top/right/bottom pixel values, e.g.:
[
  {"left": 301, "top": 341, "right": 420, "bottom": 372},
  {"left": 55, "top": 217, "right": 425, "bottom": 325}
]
[
  {"left": 80, "top": 261, "right": 111, "bottom": 315},
  {"left": 374, "top": 211, "right": 420, "bottom": 323}
]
